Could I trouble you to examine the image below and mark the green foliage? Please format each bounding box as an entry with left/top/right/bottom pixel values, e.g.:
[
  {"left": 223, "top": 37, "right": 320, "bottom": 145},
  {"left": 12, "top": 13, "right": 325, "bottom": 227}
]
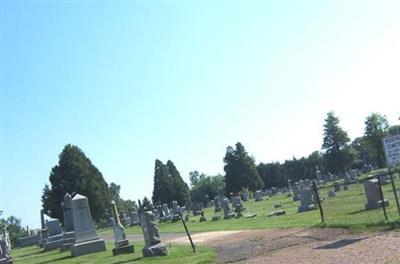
[
  {"left": 190, "top": 172, "right": 225, "bottom": 204},
  {"left": 152, "top": 160, "right": 190, "bottom": 207},
  {"left": 141, "top": 196, "right": 154, "bottom": 211},
  {"left": 364, "top": 113, "right": 389, "bottom": 168},
  {"left": 388, "top": 125, "right": 400, "bottom": 136},
  {"left": 0, "top": 216, "right": 27, "bottom": 247},
  {"left": 224, "top": 142, "right": 263, "bottom": 194},
  {"left": 322, "top": 112, "right": 355, "bottom": 173},
  {"left": 42, "top": 144, "right": 110, "bottom": 223}
]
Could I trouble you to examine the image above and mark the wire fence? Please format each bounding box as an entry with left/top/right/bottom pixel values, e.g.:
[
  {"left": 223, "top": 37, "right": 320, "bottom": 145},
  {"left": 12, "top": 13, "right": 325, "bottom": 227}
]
[{"left": 313, "top": 170, "right": 400, "bottom": 227}]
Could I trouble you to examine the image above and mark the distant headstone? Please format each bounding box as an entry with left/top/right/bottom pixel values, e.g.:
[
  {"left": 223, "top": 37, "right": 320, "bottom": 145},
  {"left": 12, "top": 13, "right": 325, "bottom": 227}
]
[
  {"left": 214, "top": 198, "right": 222, "bottom": 213},
  {"left": 61, "top": 193, "right": 75, "bottom": 251},
  {"left": 43, "top": 218, "right": 64, "bottom": 251},
  {"left": 70, "top": 194, "right": 106, "bottom": 257},
  {"left": 140, "top": 210, "right": 168, "bottom": 257},
  {"left": 333, "top": 181, "right": 341, "bottom": 192},
  {"left": 199, "top": 211, "right": 207, "bottom": 222},
  {"left": 218, "top": 195, "right": 235, "bottom": 219},
  {"left": 129, "top": 210, "right": 140, "bottom": 226},
  {"left": 267, "top": 210, "right": 286, "bottom": 217},
  {"left": 172, "top": 201, "right": 181, "bottom": 222},
  {"left": 39, "top": 209, "right": 48, "bottom": 247},
  {"left": 241, "top": 192, "right": 249, "bottom": 202},
  {"left": 254, "top": 190, "right": 264, "bottom": 202},
  {"left": 110, "top": 201, "right": 134, "bottom": 256},
  {"left": 232, "top": 196, "right": 244, "bottom": 212},
  {"left": 0, "top": 227, "right": 12, "bottom": 263},
  {"left": 328, "top": 190, "right": 336, "bottom": 198},
  {"left": 364, "top": 179, "right": 389, "bottom": 210},
  {"left": 298, "top": 188, "right": 316, "bottom": 213},
  {"left": 162, "top": 204, "right": 171, "bottom": 221},
  {"left": 292, "top": 185, "right": 300, "bottom": 201}
]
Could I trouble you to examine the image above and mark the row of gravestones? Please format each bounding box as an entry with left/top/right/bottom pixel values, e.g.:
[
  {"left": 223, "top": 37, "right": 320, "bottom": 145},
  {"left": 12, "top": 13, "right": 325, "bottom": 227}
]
[
  {"left": 0, "top": 227, "right": 12, "bottom": 264},
  {"left": 39, "top": 193, "right": 167, "bottom": 258}
]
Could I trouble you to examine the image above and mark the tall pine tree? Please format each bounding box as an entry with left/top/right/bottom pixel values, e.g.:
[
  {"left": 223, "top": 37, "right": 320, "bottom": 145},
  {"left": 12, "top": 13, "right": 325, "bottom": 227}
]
[
  {"left": 41, "top": 144, "right": 110, "bottom": 223},
  {"left": 364, "top": 113, "right": 389, "bottom": 168},
  {"left": 322, "top": 112, "right": 355, "bottom": 173},
  {"left": 224, "top": 142, "right": 263, "bottom": 194}
]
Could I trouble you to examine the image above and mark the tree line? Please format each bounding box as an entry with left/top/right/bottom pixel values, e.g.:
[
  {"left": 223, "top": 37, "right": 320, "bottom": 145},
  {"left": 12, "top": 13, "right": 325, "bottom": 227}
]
[{"left": 38, "top": 112, "right": 399, "bottom": 225}]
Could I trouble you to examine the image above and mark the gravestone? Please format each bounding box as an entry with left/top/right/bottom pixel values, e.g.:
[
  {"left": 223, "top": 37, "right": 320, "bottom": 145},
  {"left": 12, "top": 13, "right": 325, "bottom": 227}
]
[
  {"left": 61, "top": 193, "right": 75, "bottom": 251},
  {"left": 129, "top": 210, "right": 140, "bottom": 226},
  {"left": 39, "top": 209, "right": 48, "bottom": 247},
  {"left": 364, "top": 179, "right": 389, "bottom": 210},
  {"left": 218, "top": 195, "right": 235, "bottom": 219},
  {"left": 43, "top": 218, "right": 64, "bottom": 251},
  {"left": 162, "top": 204, "right": 171, "bottom": 221},
  {"left": 172, "top": 201, "right": 181, "bottom": 222},
  {"left": 292, "top": 185, "right": 300, "bottom": 201},
  {"left": 199, "top": 211, "right": 207, "bottom": 222},
  {"left": 157, "top": 205, "right": 165, "bottom": 222},
  {"left": 70, "top": 194, "right": 106, "bottom": 257},
  {"left": 241, "top": 192, "right": 249, "bottom": 202},
  {"left": 343, "top": 184, "right": 349, "bottom": 191},
  {"left": 328, "top": 190, "right": 336, "bottom": 198},
  {"left": 140, "top": 210, "right": 168, "bottom": 257},
  {"left": 214, "top": 198, "right": 222, "bottom": 213},
  {"left": 333, "top": 181, "right": 341, "bottom": 192},
  {"left": 232, "top": 196, "right": 244, "bottom": 212},
  {"left": 192, "top": 202, "right": 202, "bottom": 216},
  {"left": 111, "top": 201, "right": 134, "bottom": 255},
  {"left": 298, "top": 188, "right": 316, "bottom": 212},
  {"left": 254, "top": 190, "right": 264, "bottom": 202},
  {"left": 0, "top": 227, "right": 12, "bottom": 264}
]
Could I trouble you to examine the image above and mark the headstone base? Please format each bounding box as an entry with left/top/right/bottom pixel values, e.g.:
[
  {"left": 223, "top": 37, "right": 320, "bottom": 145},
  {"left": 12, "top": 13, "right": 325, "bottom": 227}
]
[
  {"left": 365, "top": 199, "right": 389, "bottom": 210},
  {"left": 43, "top": 234, "right": 64, "bottom": 251},
  {"left": 71, "top": 238, "right": 106, "bottom": 257},
  {"left": 112, "top": 242, "right": 134, "bottom": 256},
  {"left": 142, "top": 243, "right": 168, "bottom": 257},
  {"left": 223, "top": 213, "right": 235, "bottom": 219},
  {"left": 298, "top": 204, "right": 316, "bottom": 213}
]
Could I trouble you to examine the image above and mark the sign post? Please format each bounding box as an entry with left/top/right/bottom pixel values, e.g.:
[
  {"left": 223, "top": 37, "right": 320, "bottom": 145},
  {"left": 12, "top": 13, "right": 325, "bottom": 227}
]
[{"left": 383, "top": 133, "right": 400, "bottom": 216}]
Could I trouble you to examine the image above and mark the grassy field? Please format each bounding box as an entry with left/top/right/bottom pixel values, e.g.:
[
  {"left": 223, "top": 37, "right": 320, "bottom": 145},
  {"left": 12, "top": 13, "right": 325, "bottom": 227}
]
[
  {"left": 96, "top": 170, "right": 400, "bottom": 236},
  {"left": 12, "top": 242, "right": 215, "bottom": 264}
]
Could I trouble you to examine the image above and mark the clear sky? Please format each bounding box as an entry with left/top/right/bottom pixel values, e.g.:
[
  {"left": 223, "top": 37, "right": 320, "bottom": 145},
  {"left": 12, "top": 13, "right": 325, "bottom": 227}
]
[{"left": 1, "top": 1, "right": 400, "bottom": 228}]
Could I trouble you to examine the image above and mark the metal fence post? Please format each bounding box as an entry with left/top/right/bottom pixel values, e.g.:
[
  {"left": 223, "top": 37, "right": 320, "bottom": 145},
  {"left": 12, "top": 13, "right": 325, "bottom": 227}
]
[
  {"left": 388, "top": 167, "right": 400, "bottom": 217},
  {"left": 313, "top": 181, "right": 324, "bottom": 224},
  {"left": 377, "top": 176, "right": 388, "bottom": 221}
]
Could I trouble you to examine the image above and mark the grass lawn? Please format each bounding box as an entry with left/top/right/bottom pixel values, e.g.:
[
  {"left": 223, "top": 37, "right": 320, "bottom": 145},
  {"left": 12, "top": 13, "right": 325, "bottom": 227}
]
[
  {"left": 96, "top": 170, "right": 400, "bottom": 236},
  {"left": 12, "top": 242, "right": 215, "bottom": 264}
]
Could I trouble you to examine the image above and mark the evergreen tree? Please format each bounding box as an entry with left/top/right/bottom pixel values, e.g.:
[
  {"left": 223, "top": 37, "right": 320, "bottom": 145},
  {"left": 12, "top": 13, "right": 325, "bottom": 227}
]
[
  {"left": 389, "top": 125, "right": 400, "bottom": 136},
  {"left": 322, "top": 112, "right": 355, "bottom": 173},
  {"left": 190, "top": 172, "right": 225, "bottom": 204},
  {"left": 151, "top": 159, "right": 175, "bottom": 206},
  {"left": 42, "top": 144, "right": 110, "bottom": 222},
  {"left": 224, "top": 142, "right": 263, "bottom": 194},
  {"left": 364, "top": 113, "right": 389, "bottom": 168},
  {"left": 167, "top": 160, "right": 190, "bottom": 206}
]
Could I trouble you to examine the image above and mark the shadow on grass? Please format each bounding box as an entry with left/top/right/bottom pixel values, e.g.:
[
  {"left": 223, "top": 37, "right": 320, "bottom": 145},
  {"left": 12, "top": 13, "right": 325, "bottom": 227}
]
[
  {"left": 112, "top": 257, "right": 143, "bottom": 264},
  {"left": 314, "top": 238, "right": 365, "bottom": 249},
  {"left": 15, "top": 249, "right": 47, "bottom": 258}
]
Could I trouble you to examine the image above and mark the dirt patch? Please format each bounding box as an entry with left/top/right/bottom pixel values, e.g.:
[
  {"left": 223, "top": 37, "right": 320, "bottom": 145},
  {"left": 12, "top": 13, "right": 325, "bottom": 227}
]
[{"left": 167, "top": 228, "right": 400, "bottom": 264}]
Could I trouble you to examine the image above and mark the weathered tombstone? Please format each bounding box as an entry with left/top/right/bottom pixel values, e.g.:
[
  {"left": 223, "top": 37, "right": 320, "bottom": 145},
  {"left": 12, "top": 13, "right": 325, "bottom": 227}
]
[
  {"left": 213, "top": 198, "right": 222, "bottom": 213},
  {"left": 119, "top": 212, "right": 128, "bottom": 226},
  {"left": 172, "top": 201, "right": 181, "bottom": 222},
  {"left": 70, "top": 194, "right": 106, "bottom": 257},
  {"left": 199, "top": 211, "right": 207, "bottom": 222},
  {"left": 162, "top": 204, "right": 171, "bottom": 221},
  {"left": 232, "top": 196, "right": 244, "bottom": 212},
  {"left": 328, "top": 190, "right": 336, "bottom": 198},
  {"left": 316, "top": 168, "right": 323, "bottom": 184},
  {"left": 192, "top": 202, "right": 202, "bottom": 216},
  {"left": 61, "top": 193, "right": 75, "bottom": 251},
  {"left": 343, "top": 184, "right": 349, "bottom": 191},
  {"left": 241, "top": 192, "right": 249, "bottom": 202},
  {"left": 333, "top": 181, "right": 341, "bottom": 192},
  {"left": 254, "top": 190, "right": 264, "bottom": 202},
  {"left": 43, "top": 218, "right": 64, "bottom": 251},
  {"left": 0, "top": 227, "right": 12, "bottom": 264},
  {"left": 292, "top": 184, "right": 300, "bottom": 201},
  {"left": 140, "top": 210, "right": 168, "bottom": 257},
  {"left": 157, "top": 205, "right": 165, "bottom": 222},
  {"left": 267, "top": 210, "right": 286, "bottom": 217},
  {"left": 110, "top": 201, "right": 134, "bottom": 255},
  {"left": 39, "top": 209, "right": 48, "bottom": 247},
  {"left": 364, "top": 179, "right": 389, "bottom": 209},
  {"left": 218, "top": 196, "right": 235, "bottom": 219},
  {"left": 298, "top": 188, "right": 316, "bottom": 213},
  {"left": 129, "top": 209, "right": 140, "bottom": 226}
]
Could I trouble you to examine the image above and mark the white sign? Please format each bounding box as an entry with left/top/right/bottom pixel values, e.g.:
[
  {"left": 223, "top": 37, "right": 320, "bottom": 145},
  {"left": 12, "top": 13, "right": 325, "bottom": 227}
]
[{"left": 383, "top": 133, "right": 400, "bottom": 166}]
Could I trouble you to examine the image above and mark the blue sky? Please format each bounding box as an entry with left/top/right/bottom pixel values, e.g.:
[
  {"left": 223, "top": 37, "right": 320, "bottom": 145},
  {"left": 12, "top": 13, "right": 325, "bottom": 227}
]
[{"left": 1, "top": 1, "right": 400, "bottom": 228}]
